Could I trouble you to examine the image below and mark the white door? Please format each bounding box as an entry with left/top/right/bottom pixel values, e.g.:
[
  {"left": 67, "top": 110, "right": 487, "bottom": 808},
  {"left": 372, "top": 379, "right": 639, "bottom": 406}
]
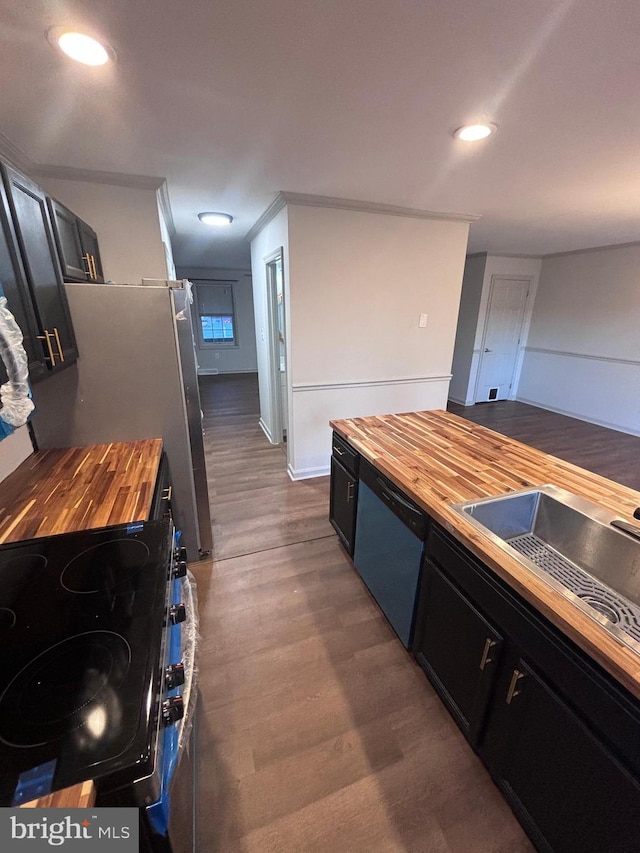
[{"left": 475, "top": 277, "right": 529, "bottom": 403}]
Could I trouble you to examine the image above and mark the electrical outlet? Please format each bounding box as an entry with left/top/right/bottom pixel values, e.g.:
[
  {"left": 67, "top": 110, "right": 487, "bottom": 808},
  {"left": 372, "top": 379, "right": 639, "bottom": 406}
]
[
  {"left": 215, "top": 352, "right": 220, "bottom": 359},
  {"left": 419, "top": 313, "right": 428, "bottom": 328}
]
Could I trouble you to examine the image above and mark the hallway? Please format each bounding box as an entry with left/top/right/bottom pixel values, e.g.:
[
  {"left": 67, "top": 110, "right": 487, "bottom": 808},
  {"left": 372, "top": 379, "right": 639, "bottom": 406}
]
[{"left": 190, "top": 374, "right": 532, "bottom": 853}]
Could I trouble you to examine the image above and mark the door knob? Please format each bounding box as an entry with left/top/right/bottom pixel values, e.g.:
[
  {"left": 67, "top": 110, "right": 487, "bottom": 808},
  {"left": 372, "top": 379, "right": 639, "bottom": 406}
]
[{"left": 484, "top": 348, "right": 492, "bottom": 352}]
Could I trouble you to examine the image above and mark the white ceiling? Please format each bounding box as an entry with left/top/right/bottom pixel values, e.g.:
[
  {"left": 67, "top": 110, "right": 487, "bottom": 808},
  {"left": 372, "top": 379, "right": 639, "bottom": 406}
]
[{"left": 1, "top": 0, "right": 639, "bottom": 268}]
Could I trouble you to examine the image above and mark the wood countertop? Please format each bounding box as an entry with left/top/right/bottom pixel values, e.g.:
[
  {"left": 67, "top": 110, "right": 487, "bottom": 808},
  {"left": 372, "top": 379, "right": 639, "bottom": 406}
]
[
  {"left": 0, "top": 439, "right": 163, "bottom": 544},
  {"left": 331, "top": 409, "right": 640, "bottom": 700},
  {"left": 2, "top": 437, "right": 163, "bottom": 809}
]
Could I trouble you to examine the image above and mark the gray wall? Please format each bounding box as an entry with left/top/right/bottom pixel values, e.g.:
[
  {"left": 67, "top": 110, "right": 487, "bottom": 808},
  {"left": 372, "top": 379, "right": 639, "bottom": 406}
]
[
  {"left": 177, "top": 267, "right": 257, "bottom": 375},
  {"left": 518, "top": 244, "right": 640, "bottom": 435}
]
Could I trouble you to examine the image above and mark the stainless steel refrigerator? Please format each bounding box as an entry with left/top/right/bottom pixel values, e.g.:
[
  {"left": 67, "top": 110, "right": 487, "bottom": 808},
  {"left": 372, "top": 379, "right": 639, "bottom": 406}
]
[{"left": 29, "top": 282, "right": 212, "bottom": 560}]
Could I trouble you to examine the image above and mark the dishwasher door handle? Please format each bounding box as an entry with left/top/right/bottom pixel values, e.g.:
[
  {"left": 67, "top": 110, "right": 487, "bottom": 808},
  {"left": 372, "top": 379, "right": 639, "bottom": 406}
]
[{"left": 376, "top": 477, "right": 421, "bottom": 515}]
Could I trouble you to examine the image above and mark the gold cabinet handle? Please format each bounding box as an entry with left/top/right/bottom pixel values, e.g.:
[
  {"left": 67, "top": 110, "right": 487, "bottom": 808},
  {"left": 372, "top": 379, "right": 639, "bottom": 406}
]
[
  {"left": 347, "top": 481, "right": 354, "bottom": 503},
  {"left": 90, "top": 254, "right": 98, "bottom": 279},
  {"left": 479, "top": 638, "right": 497, "bottom": 671},
  {"left": 506, "top": 668, "right": 526, "bottom": 704},
  {"left": 82, "top": 253, "right": 93, "bottom": 278},
  {"left": 163, "top": 485, "right": 172, "bottom": 502},
  {"left": 333, "top": 446, "right": 345, "bottom": 456},
  {"left": 52, "top": 327, "right": 64, "bottom": 362},
  {"left": 37, "top": 330, "right": 56, "bottom": 366}
]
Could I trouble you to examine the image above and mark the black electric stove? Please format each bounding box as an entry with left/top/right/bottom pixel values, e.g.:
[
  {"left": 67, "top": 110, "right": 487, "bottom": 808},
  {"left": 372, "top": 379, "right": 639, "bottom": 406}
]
[{"left": 0, "top": 519, "right": 173, "bottom": 806}]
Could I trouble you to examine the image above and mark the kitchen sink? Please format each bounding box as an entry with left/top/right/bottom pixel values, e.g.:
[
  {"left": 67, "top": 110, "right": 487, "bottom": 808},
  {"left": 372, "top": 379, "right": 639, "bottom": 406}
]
[{"left": 450, "top": 485, "right": 640, "bottom": 650}]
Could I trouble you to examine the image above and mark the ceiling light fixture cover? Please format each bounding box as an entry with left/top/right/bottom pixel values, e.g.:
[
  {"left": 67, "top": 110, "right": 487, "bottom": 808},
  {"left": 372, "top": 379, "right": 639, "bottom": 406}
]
[
  {"left": 198, "top": 212, "right": 233, "bottom": 227},
  {"left": 454, "top": 123, "right": 497, "bottom": 141},
  {"left": 48, "top": 28, "right": 113, "bottom": 65}
]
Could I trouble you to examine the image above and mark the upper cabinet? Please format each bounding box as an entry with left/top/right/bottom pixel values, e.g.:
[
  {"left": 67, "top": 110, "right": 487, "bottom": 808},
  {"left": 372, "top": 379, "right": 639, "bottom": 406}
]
[
  {"left": 0, "top": 163, "right": 78, "bottom": 377},
  {"left": 48, "top": 198, "right": 104, "bottom": 283}
]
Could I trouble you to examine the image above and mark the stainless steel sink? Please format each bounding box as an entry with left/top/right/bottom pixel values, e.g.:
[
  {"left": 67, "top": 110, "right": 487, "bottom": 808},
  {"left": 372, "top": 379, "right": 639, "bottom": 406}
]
[{"left": 450, "top": 485, "right": 640, "bottom": 651}]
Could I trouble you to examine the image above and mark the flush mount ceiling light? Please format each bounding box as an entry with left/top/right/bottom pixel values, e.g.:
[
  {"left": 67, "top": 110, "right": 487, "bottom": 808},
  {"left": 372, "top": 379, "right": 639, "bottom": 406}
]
[
  {"left": 48, "top": 28, "right": 113, "bottom": 65},
  {"left": 453, "top": 123, "right": 497, "bottom": 142},
  {"left": 198, "top": 212, "right": 233, "bottom": 227}
]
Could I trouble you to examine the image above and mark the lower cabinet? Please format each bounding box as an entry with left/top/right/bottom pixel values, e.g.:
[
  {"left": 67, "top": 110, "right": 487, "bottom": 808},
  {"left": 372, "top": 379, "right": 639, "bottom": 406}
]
[
  {"left": 329, "top": 456, "right": 357, "bottom": 554},
  {"left": 329, "top": 432, "right": 359, "bottom": 555},
  {"left": 414, "top": 560, "right": 503, "bottom": 744},
  {"left": 483, "top": 653, "right": 640, "bottom": 853},
  {"left": 415, "top": 523, "right": 640, "bottom": 853}
]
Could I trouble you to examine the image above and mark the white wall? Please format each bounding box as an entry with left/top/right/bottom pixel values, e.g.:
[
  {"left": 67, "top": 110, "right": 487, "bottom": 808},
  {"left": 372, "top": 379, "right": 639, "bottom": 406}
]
[
  {"left": 40, "top": 178, "right": 169, "bottom": 283},
  {"left": 285, "top": 204, "right": 469, "bottom": 477},
  {"left": 449, "top": 254, "right": 542, "bottom": 405},
  {"left": 249, "top": 208, "right": 290, "bottom": 444},
  {"left": 518, "top": 244, "right": 640, "bottom": 435},
  {"left": 176, "top": 266, "right": 257, "bottom": 375}
]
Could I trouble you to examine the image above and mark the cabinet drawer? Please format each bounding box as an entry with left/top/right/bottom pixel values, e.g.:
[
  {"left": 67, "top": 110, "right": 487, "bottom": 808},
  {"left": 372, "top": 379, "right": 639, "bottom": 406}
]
[{"left": 331, "top": 432, "right": 359, "bottom": 476}]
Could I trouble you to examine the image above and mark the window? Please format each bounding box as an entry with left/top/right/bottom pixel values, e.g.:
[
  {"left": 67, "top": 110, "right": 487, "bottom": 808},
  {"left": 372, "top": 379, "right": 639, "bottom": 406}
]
[
  {"left": 193, "top": 280, "right": 238, "bottom": 347},
  {"left": 201, "top": 314, "right": 235, "bottom": 344}
]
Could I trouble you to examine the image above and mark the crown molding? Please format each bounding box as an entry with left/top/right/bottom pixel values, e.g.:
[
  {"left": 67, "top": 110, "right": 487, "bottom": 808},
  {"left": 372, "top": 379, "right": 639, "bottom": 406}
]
[
  {"left": 157, "top": 181, "right": 175, "bottom": 237},
  {"left": 542, "top": 239, "right": 640, "bottom": 259},
  {"left": 246, "top": 190, "right": 481, "bottom": 242},
  {"left": 244, "top": 193, "right": 287, "bottom": 243},
  {"left": 32, "top": 163, "right": 166, "bottom": 190},
  {"left": 278, "top": 191, "right": 481, "bottom": 223},
  {"left": 0, "top": 131, "right": 36, "bottom": 174}
]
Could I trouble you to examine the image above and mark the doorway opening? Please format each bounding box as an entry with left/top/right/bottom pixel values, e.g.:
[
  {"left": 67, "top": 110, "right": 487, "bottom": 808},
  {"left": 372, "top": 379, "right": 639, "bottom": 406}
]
[{"left": 265, "top": 250, "right": 288, "bottom": 451}]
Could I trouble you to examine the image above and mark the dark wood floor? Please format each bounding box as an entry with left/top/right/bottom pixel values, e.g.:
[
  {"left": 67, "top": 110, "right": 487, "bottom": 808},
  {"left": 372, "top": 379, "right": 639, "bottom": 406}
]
[
  {"left": 447, "top": 400, "right": 640, "bottom": 492},
  {"left": 191, "top": 375, "right": 534, "bottom": 852}
]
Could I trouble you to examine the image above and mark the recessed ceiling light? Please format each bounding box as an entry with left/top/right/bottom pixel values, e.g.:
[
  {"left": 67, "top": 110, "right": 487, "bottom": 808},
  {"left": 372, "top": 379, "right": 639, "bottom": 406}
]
[
  {"left": 48, "top": 28, "right": 113, "bottom": 65},
  {"left": 198, "top": 212, "right": 233, "bottom": 227},
  {"left": 454, "top": 123, "right": 497, "bottom": 142}
]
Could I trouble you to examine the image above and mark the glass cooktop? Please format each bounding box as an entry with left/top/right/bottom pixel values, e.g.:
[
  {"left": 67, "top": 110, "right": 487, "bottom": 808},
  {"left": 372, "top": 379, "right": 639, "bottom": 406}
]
[{"left": 0, "top": 519, "right": 172, "bottom": 806}]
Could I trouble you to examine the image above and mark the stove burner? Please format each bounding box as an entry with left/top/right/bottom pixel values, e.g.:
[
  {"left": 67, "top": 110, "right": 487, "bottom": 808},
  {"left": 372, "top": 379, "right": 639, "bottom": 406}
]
[
  {"left": 61, "top": 539, "right": 150, "bottom": 594},
  {"left": 0, "top": 609, "right": 16, "bottom": 633},
  {"left": 0, "top": 631, "right": 131, "bottom": 747}
]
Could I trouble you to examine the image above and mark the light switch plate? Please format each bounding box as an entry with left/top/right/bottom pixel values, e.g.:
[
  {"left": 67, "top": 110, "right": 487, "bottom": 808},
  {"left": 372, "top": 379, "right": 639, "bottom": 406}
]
[{"left": 419, "top": 313, "right": 428, "bottom": 328}]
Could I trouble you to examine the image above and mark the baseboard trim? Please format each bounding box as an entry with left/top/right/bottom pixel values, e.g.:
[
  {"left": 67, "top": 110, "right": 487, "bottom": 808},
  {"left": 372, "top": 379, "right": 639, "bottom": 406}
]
[
  {"left": 447, "top": 395, "right": 474, "bottom": 407},
  {"left": 287, "top": 463, "right": 330, "bottom": 481},
  {"left": 515, "top": 397, "right": 640, "bottom": 438},
  {"left": 258, "top": 417, "right": 275, "bottom": 444}
]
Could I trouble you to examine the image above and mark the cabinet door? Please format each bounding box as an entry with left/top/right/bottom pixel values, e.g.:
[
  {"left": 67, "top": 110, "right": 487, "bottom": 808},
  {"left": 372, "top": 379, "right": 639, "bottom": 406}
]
[
  {"left": 485, "top": 657, "right": 640, "bottom": 853},
  {"left": 47, "top": 198, "right": 89, "bottom": 282},
  {"left": 329, "top": 456, "right": 357, "bottom": 554},
  {"left": 2, "top": 165, "right": 78, "bottom": 370},
  {"left": 414, "top": 560, "right": 503, "bottom": 744},
  {"left": 77, "top": 219, "right": 104, "bottom": 282},
  {"left": 0, "top": 180, "right": 46, "bottom": 382}
]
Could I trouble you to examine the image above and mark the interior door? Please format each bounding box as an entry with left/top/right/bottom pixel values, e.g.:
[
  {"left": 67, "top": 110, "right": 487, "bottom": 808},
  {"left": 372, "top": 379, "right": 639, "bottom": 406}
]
[{"left": 475, "top": 277, "right": 529, "bottom": 402}]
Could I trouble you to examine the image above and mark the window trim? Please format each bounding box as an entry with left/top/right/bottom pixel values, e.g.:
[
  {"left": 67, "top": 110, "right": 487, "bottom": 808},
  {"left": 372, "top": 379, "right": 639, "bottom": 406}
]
[{"left": 192, "top": 279, "right": 239, "bottom": 349}]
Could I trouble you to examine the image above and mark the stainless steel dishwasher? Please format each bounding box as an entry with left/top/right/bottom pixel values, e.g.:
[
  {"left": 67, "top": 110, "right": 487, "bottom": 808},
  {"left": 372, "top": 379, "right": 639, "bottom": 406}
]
[{"left": 353, "top": 458, "right": 429, "bottom": 648}]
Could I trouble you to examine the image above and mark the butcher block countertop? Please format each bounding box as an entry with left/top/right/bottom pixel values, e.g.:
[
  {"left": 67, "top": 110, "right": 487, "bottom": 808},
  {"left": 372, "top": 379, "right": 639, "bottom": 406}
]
[
  {"left": 1, "top": 437, "right": 163, "bottom": 809},
  {"left": 0, "top": 438, "right": 163, "bottom": 544},
  {"left": 331, "top": 409, "right": 640, "bottom": 700}
]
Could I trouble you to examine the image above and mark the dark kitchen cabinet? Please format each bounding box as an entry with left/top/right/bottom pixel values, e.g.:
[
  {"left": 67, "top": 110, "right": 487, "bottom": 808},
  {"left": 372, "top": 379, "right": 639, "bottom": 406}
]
[
  {"left": 417, "top": 522, "right": 640, "bottom": 852},
  {"left": 150, "top": 452, "right": 173, "bottom": 522},
  {"left": 1, "top": 163, "right": 78, "bottom": 375},
  {"left": 329, "top": 432, "right": 359, "bottom": 555},
  {"left": 0, "top": 179, "right": 46, "bottom": 383},
  {"left": 48, "top": 197, "right": 104, "bottom": 282},
  {"left": 482, "top": 654, "right": 640, "bottom": 853},
  {"left": 414, "top": 559, "right": 503, "bottom": 744}
]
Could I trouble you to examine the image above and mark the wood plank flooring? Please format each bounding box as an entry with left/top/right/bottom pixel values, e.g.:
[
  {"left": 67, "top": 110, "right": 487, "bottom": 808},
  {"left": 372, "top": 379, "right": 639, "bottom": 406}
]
[
  {"left": 190, "top": 375, "right": 534, "bottom": 852},
  {"left": 447, "top": 400, "right": 640, "bottom": 491}
]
